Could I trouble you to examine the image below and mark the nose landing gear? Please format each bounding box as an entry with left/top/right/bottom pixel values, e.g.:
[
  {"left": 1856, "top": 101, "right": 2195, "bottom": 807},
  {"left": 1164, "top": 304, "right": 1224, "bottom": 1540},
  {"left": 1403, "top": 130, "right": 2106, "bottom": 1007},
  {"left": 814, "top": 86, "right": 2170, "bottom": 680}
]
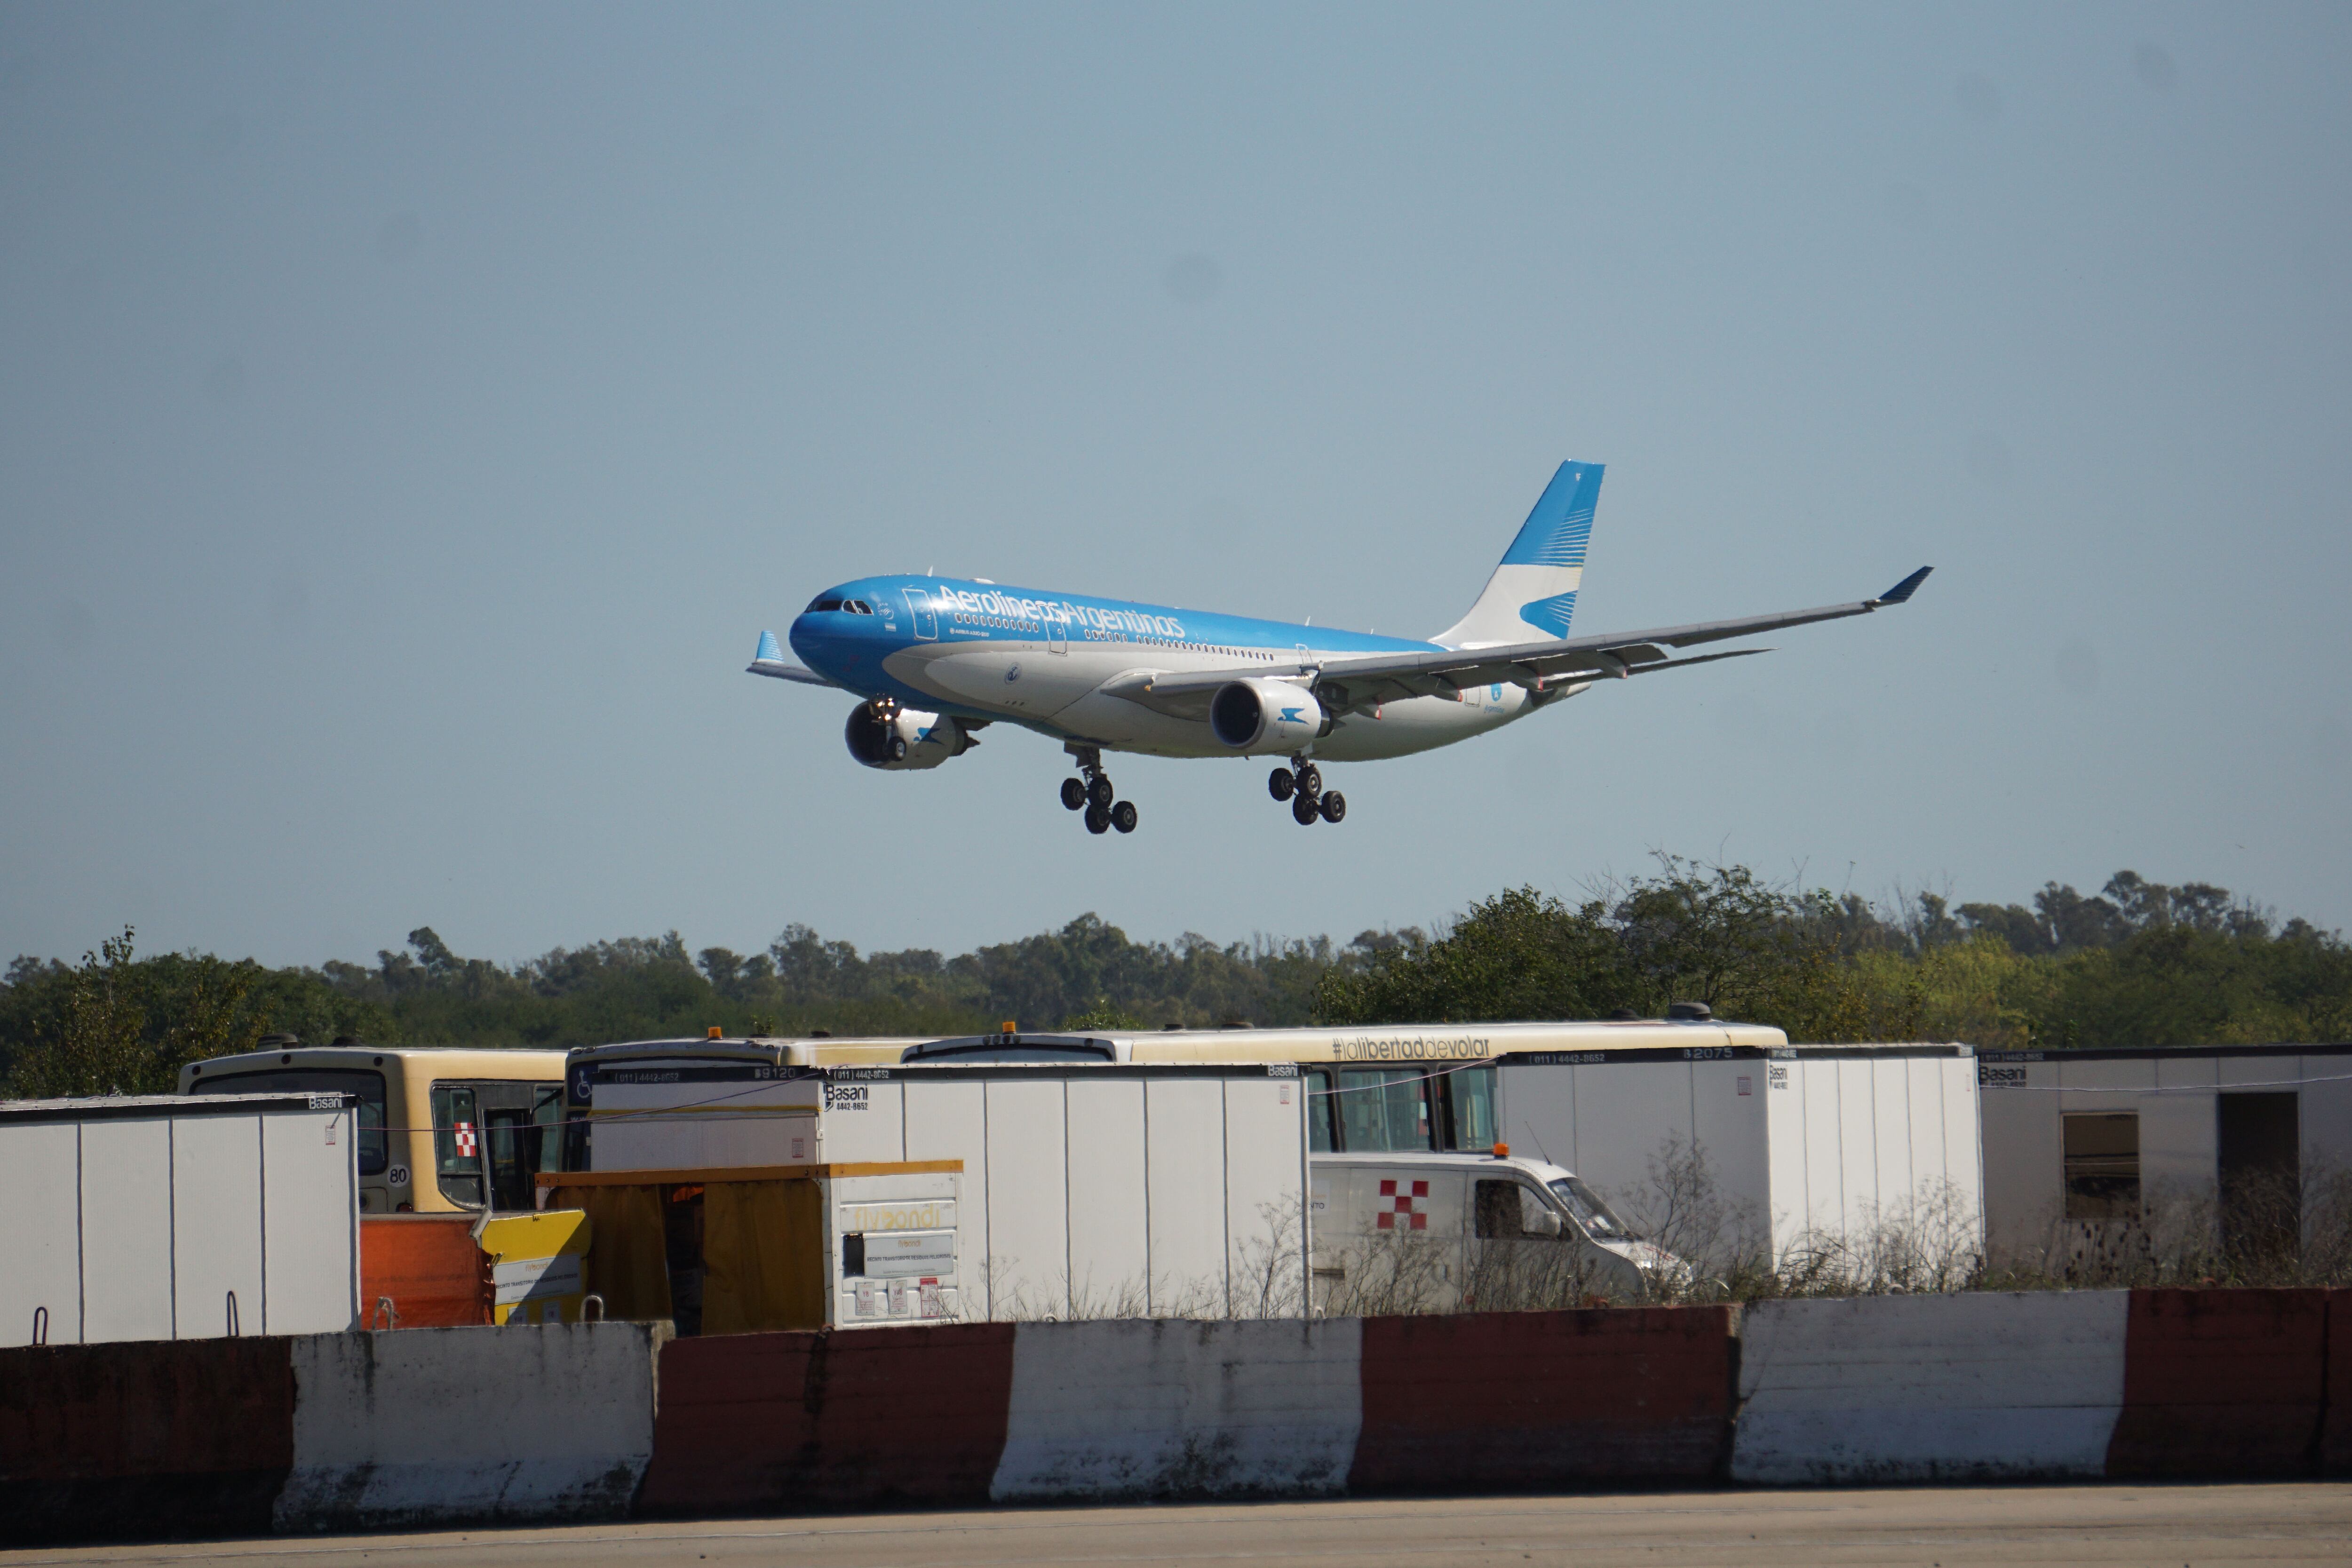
[
  {"left": 1063, "top": 747, "right": 1140, "bottom": 835},
  {"left": 1277, "top": 756, "right": 1345, "bottom": 827}
]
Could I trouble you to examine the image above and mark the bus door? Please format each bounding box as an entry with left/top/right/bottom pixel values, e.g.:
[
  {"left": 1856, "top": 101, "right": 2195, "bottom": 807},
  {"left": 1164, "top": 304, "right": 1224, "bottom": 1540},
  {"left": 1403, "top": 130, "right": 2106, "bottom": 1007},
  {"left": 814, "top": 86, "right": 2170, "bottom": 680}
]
[{"left": 433, "top": 1081, "right": 567, "bottom": 1211}]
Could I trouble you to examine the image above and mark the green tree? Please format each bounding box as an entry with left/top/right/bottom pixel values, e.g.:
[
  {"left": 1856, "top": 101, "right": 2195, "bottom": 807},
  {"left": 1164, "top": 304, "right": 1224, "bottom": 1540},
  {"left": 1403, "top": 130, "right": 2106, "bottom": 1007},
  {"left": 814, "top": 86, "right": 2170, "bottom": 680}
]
[{"left": 7, "top": 927, "right": 149, "bottom": 1097}]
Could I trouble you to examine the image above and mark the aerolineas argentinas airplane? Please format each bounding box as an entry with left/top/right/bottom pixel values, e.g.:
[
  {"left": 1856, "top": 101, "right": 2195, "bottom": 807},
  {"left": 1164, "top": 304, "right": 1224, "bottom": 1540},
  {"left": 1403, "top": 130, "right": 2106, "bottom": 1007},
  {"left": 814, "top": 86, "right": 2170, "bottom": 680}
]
[{"left": 754, "top": 461, "right": 1930, "bottom": 835}]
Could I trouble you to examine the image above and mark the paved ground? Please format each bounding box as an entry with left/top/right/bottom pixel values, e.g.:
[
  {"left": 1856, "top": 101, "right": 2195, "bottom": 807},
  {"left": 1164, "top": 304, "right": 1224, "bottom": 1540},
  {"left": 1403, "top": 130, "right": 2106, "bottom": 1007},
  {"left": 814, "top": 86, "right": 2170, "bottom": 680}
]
[{"left": 6, "top": 1483, "right": 2349, "bottom": 1568}]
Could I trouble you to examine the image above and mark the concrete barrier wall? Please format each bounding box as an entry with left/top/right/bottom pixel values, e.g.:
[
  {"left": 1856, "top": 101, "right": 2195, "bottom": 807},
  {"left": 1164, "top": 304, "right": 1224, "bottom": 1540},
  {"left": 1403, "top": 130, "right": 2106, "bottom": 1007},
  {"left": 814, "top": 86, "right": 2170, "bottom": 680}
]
[
  {"left": 2327, "top": 1290, "right": 2352, "bottom": 1477},
  {"left": 2107, "top": 1288, "right": 2328, "bottom": 1477},
  {"left": 991, "top": 1319, "right": 1363, "bottom": 1501},
  {"left": 0, "top": 1337, "right": 295, "bottom": 1544},
  {"left": 274, "top": 1323, "right": 663, "bottom": 1532},
  {"left": 16, "top": 1287, "right": 2352, "bottom": 1544},
  {"left": 1352, "top": 1306, "right": 1735, "bottom": 1492},
  {"left": 638, "top": 1323, "right": 1015, "bottom": 1515},
  {"left": 1731, "top": 1291, "right": 2131, "bottom": 1483}
]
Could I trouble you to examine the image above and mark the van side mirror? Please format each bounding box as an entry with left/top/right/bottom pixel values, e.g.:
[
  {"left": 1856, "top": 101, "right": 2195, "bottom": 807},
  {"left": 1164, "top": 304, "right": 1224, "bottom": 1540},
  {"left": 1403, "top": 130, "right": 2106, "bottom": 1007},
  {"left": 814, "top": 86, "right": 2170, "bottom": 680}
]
[{"left": 1527, "top": 1210, "right": 1564, "bottom": 1238}]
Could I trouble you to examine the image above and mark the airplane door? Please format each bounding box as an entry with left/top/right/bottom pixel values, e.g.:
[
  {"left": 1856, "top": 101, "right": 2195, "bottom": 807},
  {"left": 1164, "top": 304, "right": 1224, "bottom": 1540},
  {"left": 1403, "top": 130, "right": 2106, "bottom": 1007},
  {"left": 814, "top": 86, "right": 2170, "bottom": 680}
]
[
  {"left": 905, "top": 588, "right": 938, "bottom": 640},
  {"left": 1047, "top": 611, "right": 1067, "bottom": 655}
]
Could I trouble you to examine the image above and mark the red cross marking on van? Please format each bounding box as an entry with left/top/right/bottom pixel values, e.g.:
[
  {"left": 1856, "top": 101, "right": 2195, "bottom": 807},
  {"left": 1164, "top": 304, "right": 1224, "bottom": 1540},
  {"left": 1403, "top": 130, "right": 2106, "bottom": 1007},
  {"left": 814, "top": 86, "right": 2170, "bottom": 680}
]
[{"left": 1375, "top": 1178, "right": 1429, "bottom": 1231}]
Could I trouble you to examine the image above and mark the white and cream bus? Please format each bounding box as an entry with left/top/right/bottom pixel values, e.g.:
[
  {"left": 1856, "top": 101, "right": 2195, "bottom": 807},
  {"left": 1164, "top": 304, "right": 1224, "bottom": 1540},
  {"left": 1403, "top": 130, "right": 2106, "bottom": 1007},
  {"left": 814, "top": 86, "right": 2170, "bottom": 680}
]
[
  {"left": 180, "top": 1039, "right": 570, "bottom": 1213},
  {"left": 558, "top": 1016, "right": 1981, "bottom": 1265}
]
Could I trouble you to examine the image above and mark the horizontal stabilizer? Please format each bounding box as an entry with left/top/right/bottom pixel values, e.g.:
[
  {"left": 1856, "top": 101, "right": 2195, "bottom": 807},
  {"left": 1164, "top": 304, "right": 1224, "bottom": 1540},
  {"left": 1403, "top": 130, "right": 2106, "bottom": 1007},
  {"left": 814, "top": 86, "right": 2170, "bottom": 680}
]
[{"left": 747, "top": 658, "right": 838, "bottom": 688}]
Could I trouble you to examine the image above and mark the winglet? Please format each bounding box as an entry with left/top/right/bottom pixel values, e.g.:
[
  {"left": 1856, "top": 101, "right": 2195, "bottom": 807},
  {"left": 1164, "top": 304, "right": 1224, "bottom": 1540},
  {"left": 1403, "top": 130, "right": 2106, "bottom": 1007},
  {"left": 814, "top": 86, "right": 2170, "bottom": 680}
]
[
  {"left": 755, "top": 629, "right": 784, "bottom": 662},
  {"left": 1871, "top": 566, "right": 1932, "bottom": 606}
]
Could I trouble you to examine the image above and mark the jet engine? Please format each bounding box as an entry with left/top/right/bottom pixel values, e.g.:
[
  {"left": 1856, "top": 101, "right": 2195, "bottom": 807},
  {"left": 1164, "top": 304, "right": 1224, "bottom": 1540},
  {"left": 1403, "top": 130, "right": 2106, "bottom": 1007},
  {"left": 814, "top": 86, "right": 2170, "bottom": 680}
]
[
  {"left": 1208, "top": 679, "right": 1327, "bottom": 754},
  {"left": 844, "top": 702, "right": 977, "bottom": 771}
]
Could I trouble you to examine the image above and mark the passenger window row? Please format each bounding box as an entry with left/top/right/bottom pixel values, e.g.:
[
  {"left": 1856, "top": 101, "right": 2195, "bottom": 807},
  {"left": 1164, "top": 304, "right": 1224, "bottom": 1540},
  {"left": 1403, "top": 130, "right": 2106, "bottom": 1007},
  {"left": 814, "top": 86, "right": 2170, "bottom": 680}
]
[{"left": 1306, "top": 1065, "right": 1497, "bottom": 1154}]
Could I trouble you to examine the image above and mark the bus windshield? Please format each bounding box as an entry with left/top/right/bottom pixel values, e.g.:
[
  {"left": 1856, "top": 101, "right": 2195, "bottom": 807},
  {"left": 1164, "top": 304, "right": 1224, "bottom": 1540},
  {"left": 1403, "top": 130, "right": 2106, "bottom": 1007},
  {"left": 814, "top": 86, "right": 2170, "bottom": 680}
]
[
  {"left": 186, "top": 1067, "right": 388, "bottom": 1176},
  {"left": 1547, "top": 1176, "right": 1637, "bottom": 1241}
]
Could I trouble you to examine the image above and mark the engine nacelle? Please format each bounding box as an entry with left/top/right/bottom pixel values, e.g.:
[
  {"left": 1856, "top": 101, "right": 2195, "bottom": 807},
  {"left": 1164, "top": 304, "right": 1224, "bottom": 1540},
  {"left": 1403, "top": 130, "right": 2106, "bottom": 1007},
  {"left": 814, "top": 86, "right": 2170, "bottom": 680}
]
[
  {"left": 1208, "top": 679, "right": 1327, "bottom": 753},
  {"left": 844, "top": 703, "right": 975, "bottom": 771}
]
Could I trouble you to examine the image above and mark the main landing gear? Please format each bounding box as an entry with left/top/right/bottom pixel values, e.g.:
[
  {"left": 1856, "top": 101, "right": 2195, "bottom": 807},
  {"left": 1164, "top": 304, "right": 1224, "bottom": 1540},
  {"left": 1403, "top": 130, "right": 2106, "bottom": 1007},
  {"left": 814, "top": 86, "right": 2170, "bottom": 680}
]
[
  {"left": 1061, "top": 747, "right": 1138, "bottom": 835},
  {"left": 1270, "top": 758, "right": 1345, "bottom": 826}
]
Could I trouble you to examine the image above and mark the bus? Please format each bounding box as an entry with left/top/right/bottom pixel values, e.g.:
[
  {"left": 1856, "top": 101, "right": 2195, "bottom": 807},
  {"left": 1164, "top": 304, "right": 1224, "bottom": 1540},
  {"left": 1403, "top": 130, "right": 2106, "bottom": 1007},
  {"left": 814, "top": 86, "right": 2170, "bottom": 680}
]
[
  {"left": 179, "top": 1040, "right": 570, "bottom": 1214},
  {"left": 558, "top": 1015, "right": 1787, "bottom": 1167}
]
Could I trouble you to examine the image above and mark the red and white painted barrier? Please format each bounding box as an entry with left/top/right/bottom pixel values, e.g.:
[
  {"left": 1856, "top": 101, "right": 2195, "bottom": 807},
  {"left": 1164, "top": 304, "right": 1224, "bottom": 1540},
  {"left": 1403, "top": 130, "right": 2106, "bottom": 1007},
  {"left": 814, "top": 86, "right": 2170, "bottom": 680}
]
[
  {"left": 1731, "top": 1292, "right": 2132, "bottom": 1483},
  {"left": 1352, "top": 1306, "right": 1734, "bottom": 1492},
  {"left": 2328, "top": 1289, "right": 2352, "bottom": 1477},
  {"left": 639, "top": 1323, "right": 1016, "bottom": 1515},
  {"left": 15, "top": 1289, "right": 2352, "bottom": 1544},
  {"left": 0, "top": 1337, "right": 294, "bottom": 1544},
  {"left": 273, "top": 1324, "right": 663, "bottom": 1531},
  {"left": 991, "top": 1318, "right": 1364, "bottom": 1501},
  {"left": 2107, "top": 1287, "right": 2328, "bottom": 1477}
]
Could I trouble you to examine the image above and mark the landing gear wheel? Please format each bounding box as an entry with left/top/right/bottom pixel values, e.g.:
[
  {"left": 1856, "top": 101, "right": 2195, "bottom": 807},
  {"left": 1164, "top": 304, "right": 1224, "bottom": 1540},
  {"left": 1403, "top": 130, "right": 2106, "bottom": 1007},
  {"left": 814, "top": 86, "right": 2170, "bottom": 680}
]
[
  {"left": 1111, "top": 800, "right": 1138, "bottom": 834},
  {"left": 889, "top": 737, "right": 908, "bottom": 762},
  {"left": 1292, "top": 792, "right": 1320, "bottom": 826},
  {"left": 1085, "top": 804, "right": 1112, "bottom": 834},
  {"left": 1087, "top": 775, "right": 1116, "bottom": 812},
  {"left": 1060, "top": 777, "right": 1088, "bottom": 811},
  {"left": 1295, "top": 763, "right": 1322, "bottom": 797},
  {"left": 1319, "top": 790, "right": 1346, "bottom": 824},
  {"left": 1268, "top": 768, "right": 1295, "bottom": 803}
]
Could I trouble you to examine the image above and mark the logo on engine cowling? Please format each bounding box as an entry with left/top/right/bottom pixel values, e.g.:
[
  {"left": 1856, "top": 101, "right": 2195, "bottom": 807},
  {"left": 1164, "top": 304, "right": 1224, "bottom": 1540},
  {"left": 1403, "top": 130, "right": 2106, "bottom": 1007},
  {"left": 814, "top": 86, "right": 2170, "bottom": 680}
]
[{"left": 1279, "top": 707, "right": 1304, "bottom": 724}]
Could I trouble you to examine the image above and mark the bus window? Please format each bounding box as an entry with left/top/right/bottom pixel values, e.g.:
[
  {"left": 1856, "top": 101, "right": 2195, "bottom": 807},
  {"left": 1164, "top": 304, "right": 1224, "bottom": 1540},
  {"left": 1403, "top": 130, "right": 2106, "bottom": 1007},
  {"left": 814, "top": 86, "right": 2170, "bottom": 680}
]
[
  {"left": 532, "top": 1086, "right": 566, "bottom": 1177},
  {"left": 1447, "top": 1067, "right": 1498, "bottom": 1151},
  {"left": 191, "top": 1067, "right": 388, "bottom": 1177},
  {"left": 1337, "top": 1068, "right": 1433, "bottom": 1152},
  {"left": 1306, "top": 1069, "right": 1335, "bottom": 1151},
  {"left": 431, "top": 1083, "right": 485, "bottom": 1208}
]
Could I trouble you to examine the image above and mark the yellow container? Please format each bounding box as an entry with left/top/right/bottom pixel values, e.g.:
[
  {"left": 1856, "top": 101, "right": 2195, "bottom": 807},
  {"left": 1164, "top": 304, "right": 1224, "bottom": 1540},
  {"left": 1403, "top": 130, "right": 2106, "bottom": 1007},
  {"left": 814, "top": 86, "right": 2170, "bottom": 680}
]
[{"left": 474, "top": 1209, "right": 593, "bottom": 1325}]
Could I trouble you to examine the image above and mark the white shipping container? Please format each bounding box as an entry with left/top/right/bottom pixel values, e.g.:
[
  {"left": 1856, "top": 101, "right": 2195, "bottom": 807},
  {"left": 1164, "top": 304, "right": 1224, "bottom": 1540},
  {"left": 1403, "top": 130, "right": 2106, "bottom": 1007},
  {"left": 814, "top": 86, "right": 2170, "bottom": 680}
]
[
  {"left": 568, "top": 1043, "right": 1308, "bottom": 1323},
  {"left": 0, "top": 1091, "right": 361, "bottom": 1347},
  {"left": 1975, "top": 1043, "right": 2352, "bottom": 1265},
  {"left": 1496, "top": 1044, "right": 1985, "bottom": 1261}
]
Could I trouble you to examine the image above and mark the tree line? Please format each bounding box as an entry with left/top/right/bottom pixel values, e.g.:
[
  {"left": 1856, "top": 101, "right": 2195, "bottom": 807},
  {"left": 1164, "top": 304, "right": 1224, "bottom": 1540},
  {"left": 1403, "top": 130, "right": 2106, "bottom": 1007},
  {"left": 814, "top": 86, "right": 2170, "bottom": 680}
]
[{"left": 6, "top": 860, "right": 2348, "bottom": 1099}]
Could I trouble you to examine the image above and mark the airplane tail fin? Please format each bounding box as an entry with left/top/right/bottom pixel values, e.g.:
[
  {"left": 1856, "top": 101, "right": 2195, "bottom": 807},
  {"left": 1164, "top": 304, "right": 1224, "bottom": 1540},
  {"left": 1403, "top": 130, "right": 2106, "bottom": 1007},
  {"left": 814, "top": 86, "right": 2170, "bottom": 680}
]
[{"left": 1431, "top": 461, "right": 1603, "bottom": 648}]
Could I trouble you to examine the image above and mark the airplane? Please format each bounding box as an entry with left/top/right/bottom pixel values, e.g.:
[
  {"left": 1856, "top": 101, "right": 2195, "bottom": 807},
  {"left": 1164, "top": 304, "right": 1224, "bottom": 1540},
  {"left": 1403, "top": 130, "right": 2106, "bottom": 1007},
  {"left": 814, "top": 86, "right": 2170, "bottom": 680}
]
[{"left": 752, "top": 461, "right": 1930, "bottom": 835}]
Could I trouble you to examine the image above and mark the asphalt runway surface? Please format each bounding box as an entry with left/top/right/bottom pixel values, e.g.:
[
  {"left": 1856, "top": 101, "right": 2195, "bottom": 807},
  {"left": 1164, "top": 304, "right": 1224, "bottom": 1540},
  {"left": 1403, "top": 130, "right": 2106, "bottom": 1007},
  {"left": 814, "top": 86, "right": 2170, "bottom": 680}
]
[{"left": 6, "top": 1483, "right": 2347, "bottom": 1568}]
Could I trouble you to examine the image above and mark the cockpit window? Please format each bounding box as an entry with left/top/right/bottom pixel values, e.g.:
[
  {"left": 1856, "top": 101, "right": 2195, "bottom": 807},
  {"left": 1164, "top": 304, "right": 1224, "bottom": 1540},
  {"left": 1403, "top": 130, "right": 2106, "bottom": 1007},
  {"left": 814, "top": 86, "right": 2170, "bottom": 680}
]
[
  {"left": 805, "top": 596, "right": 842, "bottom": 613},
  {"left": 843, "top": 599, "right": 873, "bottom": 614}
]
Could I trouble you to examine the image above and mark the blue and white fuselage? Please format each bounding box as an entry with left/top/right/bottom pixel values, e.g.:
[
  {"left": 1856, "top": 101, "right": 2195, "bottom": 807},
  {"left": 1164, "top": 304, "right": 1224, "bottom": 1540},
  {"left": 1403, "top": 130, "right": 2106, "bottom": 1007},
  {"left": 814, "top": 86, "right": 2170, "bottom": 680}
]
[
  {"left": 754, "top": 460, "right": 1931, "bottom": 832},
  {"left": 787, "top": 575, "right": 1526, "bottom": 763}
]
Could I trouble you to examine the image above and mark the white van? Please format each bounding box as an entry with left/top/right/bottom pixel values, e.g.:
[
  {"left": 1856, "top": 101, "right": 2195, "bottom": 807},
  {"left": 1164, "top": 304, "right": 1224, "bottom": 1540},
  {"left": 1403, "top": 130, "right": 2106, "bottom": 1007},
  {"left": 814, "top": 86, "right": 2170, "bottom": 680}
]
[{"left": 1309, "top": 1149, "right": 1682, "bottom": 1310}]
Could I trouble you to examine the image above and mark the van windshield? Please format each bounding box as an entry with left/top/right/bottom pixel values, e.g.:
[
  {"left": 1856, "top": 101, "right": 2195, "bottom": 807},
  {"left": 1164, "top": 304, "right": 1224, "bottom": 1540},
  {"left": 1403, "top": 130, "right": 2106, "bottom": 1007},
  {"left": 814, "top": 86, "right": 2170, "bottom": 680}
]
[{"left": 1547, "top": 1176, "right": 1636, "bottom": 1241}]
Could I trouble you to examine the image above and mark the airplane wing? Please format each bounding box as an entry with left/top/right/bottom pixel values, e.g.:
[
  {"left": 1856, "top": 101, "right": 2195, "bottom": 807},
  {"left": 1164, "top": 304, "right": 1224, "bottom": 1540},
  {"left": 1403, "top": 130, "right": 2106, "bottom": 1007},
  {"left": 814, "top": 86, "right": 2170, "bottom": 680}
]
[
  {"left": 1110, "top": 567, "right": 1930, "bottom": 717},
  {"left": 747, "top": 657, "right": 841, "bottom": 688}
]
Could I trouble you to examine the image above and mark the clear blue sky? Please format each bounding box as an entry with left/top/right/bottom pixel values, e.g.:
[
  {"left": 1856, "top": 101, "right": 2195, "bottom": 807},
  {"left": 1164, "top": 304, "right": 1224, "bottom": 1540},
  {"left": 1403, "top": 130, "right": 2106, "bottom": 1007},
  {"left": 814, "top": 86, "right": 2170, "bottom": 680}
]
[{"left": 4, "top": 3, "right": 2348, "bottom": 970}]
